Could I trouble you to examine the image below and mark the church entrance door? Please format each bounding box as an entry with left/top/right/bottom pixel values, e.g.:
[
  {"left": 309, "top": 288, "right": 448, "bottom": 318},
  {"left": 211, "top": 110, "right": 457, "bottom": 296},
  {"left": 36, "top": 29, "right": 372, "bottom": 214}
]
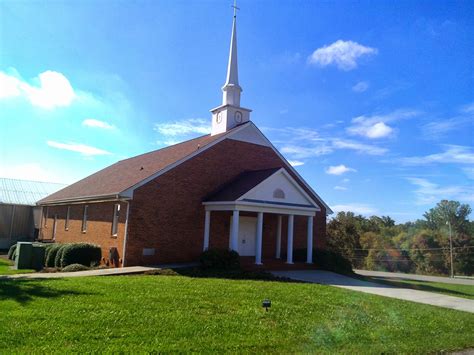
[{"left": 237, "top": 216, "right": 257, "bottom": 256}]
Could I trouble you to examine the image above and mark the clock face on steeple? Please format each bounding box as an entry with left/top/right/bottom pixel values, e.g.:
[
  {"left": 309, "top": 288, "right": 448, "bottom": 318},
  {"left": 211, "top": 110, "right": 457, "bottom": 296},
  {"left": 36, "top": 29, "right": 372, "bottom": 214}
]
[{"left": 234, "top": 111, "right": 242, "bottom": 123}]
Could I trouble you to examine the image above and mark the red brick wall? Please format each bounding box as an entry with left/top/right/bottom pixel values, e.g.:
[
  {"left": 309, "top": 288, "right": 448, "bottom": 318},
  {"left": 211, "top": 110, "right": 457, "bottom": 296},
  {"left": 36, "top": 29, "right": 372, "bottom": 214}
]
[
  {"left": 41, "top": 201, "right": 128, "bottom": 267},
  {"left": 125, "top": 138, "right": 327, "bottom": 265}
]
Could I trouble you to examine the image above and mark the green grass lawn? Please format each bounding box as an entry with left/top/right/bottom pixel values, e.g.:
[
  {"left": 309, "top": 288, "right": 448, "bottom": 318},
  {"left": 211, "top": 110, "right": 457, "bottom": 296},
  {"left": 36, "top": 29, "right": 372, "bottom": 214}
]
[
  {"left": 361, "top": 276, "right": 474, "bottom": 300},
  {"left": 0, "top": 258, "right": 34, "bottom": 275},
  {"left": 1, "top": 274, "right": 473, "bottom": 353}
]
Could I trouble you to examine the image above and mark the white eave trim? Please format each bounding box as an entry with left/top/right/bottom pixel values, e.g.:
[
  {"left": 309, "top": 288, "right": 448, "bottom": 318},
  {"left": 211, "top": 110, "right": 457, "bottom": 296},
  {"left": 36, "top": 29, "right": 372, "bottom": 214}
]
[
  {"left": 203, "top": 201, "right": 317, "bottom": 216},
  {"left": 247, "top": 123, "right": 333, "bottom": 214},
  {"left": 120, "top": 122, "right": 253, "bottom": 198},
  {"left": 238, "top": 168, "right": 320, "bottom": 209}
]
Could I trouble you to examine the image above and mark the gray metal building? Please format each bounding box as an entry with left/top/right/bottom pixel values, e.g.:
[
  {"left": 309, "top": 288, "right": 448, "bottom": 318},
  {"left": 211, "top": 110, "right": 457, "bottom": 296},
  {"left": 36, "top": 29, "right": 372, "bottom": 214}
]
[{"left": 0, "top": 178, "right": 66, "bottom": 249}]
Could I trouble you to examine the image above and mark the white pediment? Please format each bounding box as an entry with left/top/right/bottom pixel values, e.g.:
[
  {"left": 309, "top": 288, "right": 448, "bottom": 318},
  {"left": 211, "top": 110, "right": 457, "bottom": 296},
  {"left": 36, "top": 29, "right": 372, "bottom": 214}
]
[{"left": 238, "top": 168, "right": 318, "bottom": 208}]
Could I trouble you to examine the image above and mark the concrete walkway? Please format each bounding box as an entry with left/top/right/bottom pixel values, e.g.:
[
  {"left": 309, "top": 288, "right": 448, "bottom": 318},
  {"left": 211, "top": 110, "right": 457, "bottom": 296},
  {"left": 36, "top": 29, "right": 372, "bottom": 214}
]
[
  {"left": 271, "top": 270, "right": 474, "bottom": 314},
  {"left": 355, "top": 269, "right": 474, "bottom": 286},
  {"left": 1, "top": 266, "right": 157, "bottom": 279}
]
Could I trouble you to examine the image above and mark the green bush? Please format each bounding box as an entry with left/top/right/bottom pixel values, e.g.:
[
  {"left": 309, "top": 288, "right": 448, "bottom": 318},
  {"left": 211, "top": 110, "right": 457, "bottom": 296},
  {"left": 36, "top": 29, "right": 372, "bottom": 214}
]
[
  {"left": 60, "top": 243, "right": 101, "bottom": 268},
  {"left": 54, "top": 245, "right": 68, "bottom": 268},
  {"left": 45, "top": 244, "right": 62, "bottom": 267},
  {"left": 200, "top": 248, "right": 240, "bottom": 270},
  {"left": 7, "top": 244, "right": 17, "bottom": 260},
  {"left": 61, "top": 263, "right": 90, "bottom": 272},
  {"left": 289, "top": 248, "right": 353, "bottom": 274}
]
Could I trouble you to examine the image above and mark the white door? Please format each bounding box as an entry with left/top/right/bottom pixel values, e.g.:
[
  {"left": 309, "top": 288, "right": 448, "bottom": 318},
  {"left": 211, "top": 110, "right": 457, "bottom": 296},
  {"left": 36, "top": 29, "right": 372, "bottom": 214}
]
[{"left": 230, "top": 216, "right": 257, "bottom": 256}]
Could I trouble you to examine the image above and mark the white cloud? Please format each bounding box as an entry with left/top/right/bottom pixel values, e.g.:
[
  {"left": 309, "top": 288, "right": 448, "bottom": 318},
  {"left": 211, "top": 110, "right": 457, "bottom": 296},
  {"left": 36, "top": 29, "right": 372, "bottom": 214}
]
[
  {"left": 352, "top": 81, "right": 369, "bottom": 93},
  {"left": 348, "top": 122, "right": 393, "bottom": 139},
  {"left": 82, "top": 118, "right": 115, "bottom": 130},
  {"left": 347, "top": 109, "right": 419, "bottom": 139},
  {"left": 280, "top": 144, "right": 332, "bottom": 159},
  {"left": 288, "top": 160, "right": 304, "bottom": 167},
  {"left": 331, "top": 203, "right": 377, "bottom": 215},
  {"left": 308, "top": 40, "right": 377, "bottom": 71},
  {"left": 406, "top": 177, "right": 474, "bottom": 205},
  {"left": 331, "top": 139, "right": 388, "bottom": 155},
  {"left": 154, "top": 118, "right": 211, "bottom": 137},
  {"left": 0, "top": 163, "right": 64, "bottom": 183},
  {"left": 0, "top": 70, "right": 76, "bottom": 109},
  {"left": 399, "top": 145, "right": 474, "bottom": 166},
  {"left": 47, "top": 141, "right": 111, "bottom": 156},
  {"left": 326, "top": 164, "right": 356, "bottom": 175},
  {"left": 334, "top": 186, "right": 348, "bottom": 191}
]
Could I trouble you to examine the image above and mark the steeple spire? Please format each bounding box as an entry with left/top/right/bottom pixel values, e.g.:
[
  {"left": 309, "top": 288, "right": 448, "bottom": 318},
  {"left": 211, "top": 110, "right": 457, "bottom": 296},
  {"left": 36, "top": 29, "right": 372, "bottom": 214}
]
[
  {"left": 222, "top": 1, "right": 242, "bottom": 106},
  {"left": 210, "top": 1, "right": 251, "bottom": 136}
]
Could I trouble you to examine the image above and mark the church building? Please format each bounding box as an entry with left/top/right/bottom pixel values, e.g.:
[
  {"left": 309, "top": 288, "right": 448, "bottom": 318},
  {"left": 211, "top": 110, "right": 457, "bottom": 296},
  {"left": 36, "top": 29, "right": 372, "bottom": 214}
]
[{"left": 38, "top": 12, "right": 331, "bottom": 267}]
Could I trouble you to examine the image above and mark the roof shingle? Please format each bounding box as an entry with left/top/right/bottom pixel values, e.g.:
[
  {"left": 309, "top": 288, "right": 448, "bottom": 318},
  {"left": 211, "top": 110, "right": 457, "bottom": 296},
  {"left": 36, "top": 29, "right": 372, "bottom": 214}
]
[{"left": 38, "top": 130, "right": 229, "bottom": 204}]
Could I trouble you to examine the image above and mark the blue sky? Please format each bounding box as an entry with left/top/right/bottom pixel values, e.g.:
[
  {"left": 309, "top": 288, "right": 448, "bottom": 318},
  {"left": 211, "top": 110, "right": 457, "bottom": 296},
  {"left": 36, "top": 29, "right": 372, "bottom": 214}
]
[{"left": 1, "top": 0, "right": 473, "bottom": 222}]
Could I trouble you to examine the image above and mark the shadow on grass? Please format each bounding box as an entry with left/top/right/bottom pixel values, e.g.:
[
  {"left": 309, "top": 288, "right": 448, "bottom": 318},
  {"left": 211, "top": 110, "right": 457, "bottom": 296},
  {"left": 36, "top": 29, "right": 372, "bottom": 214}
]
[
  {"left": 0, "top": 279, "right": 95, "bottom": 305},
  {"left": 143, "top": 267, "right": 303, "bottom": 283},
  {"left": 361, "top": 276, "right": 473, "bottom": 299}
]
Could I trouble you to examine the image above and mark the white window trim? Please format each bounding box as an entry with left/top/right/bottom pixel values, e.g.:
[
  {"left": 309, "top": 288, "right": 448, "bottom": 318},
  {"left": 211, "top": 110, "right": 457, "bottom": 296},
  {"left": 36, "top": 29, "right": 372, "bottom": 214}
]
[
  {"left": 111, "top": 203, "right": 120, "bottom": 237},
  {"left": 44, "top": 207, "right": 49, "bottom": 227},
  {"left": 52, "top": 214, "right": 57, "bottom": 240},
  {"left": 65, "top": 206, "right": 70, "bottom": 231},
  {"left": 82, "top": 205, "right": 88, "bottom": 233}
]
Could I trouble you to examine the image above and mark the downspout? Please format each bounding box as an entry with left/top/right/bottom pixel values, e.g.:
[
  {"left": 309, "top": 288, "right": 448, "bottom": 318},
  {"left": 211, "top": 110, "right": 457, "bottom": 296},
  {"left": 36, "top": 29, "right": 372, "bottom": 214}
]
[
  {"left": 9, "top": 205, "right": 16, "bottom": 240},
  {"left": 122, "top": 201, "right": 131, "bottom": 267}
]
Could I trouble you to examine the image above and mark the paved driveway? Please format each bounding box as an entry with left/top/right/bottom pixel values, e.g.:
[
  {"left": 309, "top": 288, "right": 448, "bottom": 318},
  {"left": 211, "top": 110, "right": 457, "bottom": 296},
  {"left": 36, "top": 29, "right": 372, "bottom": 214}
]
[
  {"left": 354, "top": 269, "right": 474, "bottom": 286},
  {"left": 271, "top": 270, "right": 474, "bottom": 314}
]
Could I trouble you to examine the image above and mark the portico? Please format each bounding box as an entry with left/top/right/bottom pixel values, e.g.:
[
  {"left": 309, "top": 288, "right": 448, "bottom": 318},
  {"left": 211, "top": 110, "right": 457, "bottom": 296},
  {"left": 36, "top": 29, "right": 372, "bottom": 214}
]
[{"left": 202, "top": 168, "right": 320, "bottom": 265}]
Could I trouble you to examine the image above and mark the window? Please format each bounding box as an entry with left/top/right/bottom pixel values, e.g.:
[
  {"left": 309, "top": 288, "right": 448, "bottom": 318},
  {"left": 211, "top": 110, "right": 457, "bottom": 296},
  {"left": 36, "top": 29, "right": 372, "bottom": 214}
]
[
  {"left": 82, "top": 205, "right": 88, "bottom": 233},
  {"left": 111, "top": 203, "right": 120, "bottom": 236},
  {"left": 44, "top": 207, "right": 49, "bottom": 227},
  {"left": 65, "top": 206, "right": 70, "bottom": 231},
  {"left": 273, "top": 188, "right": 285, "bottom": 199},
  {"left": 52, "top": 214, "right": 58, "bottom": 240}
]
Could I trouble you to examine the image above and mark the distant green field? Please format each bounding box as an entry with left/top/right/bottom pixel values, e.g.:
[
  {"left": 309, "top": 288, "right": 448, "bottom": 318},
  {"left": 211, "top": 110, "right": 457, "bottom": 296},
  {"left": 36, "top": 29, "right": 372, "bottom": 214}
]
[
  {"left": 0, "top": 258, "right": 34, "bottom": 275},
  {"left": 1, "top": 274, "right": 473, "bottom": 353}
]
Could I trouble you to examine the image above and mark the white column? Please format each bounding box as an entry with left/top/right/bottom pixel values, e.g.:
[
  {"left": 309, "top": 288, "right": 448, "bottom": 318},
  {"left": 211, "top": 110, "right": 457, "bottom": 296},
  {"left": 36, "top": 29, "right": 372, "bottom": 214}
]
[
  {"left": 276, "top": 215, "right": 282, "bottom": 259},
  {"left": 255, "top": 212, "right": 263, "bottom": 265},
  {"left": 203, "top": 211, "right": 211, "bottom": 251},
  {"left": 286, "top": 214, "right": 294, "bottom": 264},
  {"left": 230, "top": 210, "right": 239, "bottom": 252},
  {"left": 306, "top": 216, "right": 313, "bottom": 264}
]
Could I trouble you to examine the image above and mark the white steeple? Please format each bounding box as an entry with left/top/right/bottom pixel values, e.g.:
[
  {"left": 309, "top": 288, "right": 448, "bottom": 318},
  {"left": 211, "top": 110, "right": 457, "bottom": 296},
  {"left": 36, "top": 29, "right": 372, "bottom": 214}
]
[
  {"left": 210, "top": 1, "right": 251, "bottom": 136},
  {"left": 222, "top": 14, "right": 242, "bottom": 107}
]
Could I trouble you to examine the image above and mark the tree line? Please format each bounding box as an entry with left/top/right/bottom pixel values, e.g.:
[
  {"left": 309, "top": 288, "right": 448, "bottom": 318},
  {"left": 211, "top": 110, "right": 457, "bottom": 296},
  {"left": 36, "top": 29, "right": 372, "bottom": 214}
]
[{"left": 326, "top": 200, "right": 474, "bottom": 276}]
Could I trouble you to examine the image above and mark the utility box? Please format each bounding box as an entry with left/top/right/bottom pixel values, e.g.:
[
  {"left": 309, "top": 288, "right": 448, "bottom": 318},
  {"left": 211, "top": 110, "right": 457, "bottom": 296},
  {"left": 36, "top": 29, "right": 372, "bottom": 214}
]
[
  {"left": 31, "top": 244, "right": 45, "bottom": 270},
  {"left": 15, "top": 242, "right": 33, "bottom": 269},
  {"left": 15, "top": 242, "right": 45, "bottom": 270}
]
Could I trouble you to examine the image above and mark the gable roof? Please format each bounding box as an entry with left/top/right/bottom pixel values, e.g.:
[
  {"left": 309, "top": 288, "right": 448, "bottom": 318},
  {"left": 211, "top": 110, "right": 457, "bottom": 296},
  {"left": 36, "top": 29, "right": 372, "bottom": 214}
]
[
  {"left": 38, "top": 127, "right": 235, "bottom": 204},
  {"left": 0, "top": 178, "right": 66, "bottom": 206},
  {"left": 38, "top": 122, "right": 332, "bottom": 214},
  {"left": 205, "top": 168, "right": 280, "bottom": 202}
]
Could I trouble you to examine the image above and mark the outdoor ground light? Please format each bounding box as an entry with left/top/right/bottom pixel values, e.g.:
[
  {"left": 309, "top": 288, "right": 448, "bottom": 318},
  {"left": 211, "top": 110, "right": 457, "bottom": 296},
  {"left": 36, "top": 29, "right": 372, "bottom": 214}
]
[{"left": 262, "top": 299, "right": 271, "bottom": 311}]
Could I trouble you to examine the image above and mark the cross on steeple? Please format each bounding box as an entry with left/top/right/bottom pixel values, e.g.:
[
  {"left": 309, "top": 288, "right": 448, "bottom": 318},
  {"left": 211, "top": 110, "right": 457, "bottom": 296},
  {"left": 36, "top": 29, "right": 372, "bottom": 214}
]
[{"left": 231, "top": 0, "right": 239, "bottom": 18}]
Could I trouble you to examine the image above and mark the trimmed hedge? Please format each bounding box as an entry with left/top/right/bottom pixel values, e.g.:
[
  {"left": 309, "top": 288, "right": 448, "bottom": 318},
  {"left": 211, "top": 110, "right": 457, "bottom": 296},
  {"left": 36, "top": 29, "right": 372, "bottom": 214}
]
[
  {"left": 45, "top": 244, "right": 62, "bottom": 267},
  {"left": 62, "top": 263, "right": 90, "bottom": 272},
  {"left": 7, "top": 244, "right": 17, "bottom": 260},
  {"left": 289, "top": 248, "right": 353, "bottom": 274},
  {"left": 200, "top": 249, "right": 240, "bottom": 270},
  {"left": 54, "top": 245, "right": 68, "bottom": 268},
  {"left": 60, "top": 243, "right": 101, "bottom": 268}
]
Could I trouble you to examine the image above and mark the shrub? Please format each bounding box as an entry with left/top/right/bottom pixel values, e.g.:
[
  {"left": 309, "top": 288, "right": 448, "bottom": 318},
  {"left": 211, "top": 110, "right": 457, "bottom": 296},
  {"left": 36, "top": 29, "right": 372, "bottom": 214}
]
[
  {"left": 200, "top": 248, "right": 240, "bottom": 270},
  {"left": 7, "top": 244, "right": 17, "bottom": 260},
  {"left": 289, "top": 248, "right": 353, "bottom": 274},
  {"left": 45, "top": 244, "right": 62, "bottom": 267},
  {"left": 55, "top": 245, "right": 68, "bottom": 268},
  {"left": 60, "top": 243, "right": 101, "bottom": 268},
  {"left": 62, "top": 263, "right": 90, "bottom": 272}
]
